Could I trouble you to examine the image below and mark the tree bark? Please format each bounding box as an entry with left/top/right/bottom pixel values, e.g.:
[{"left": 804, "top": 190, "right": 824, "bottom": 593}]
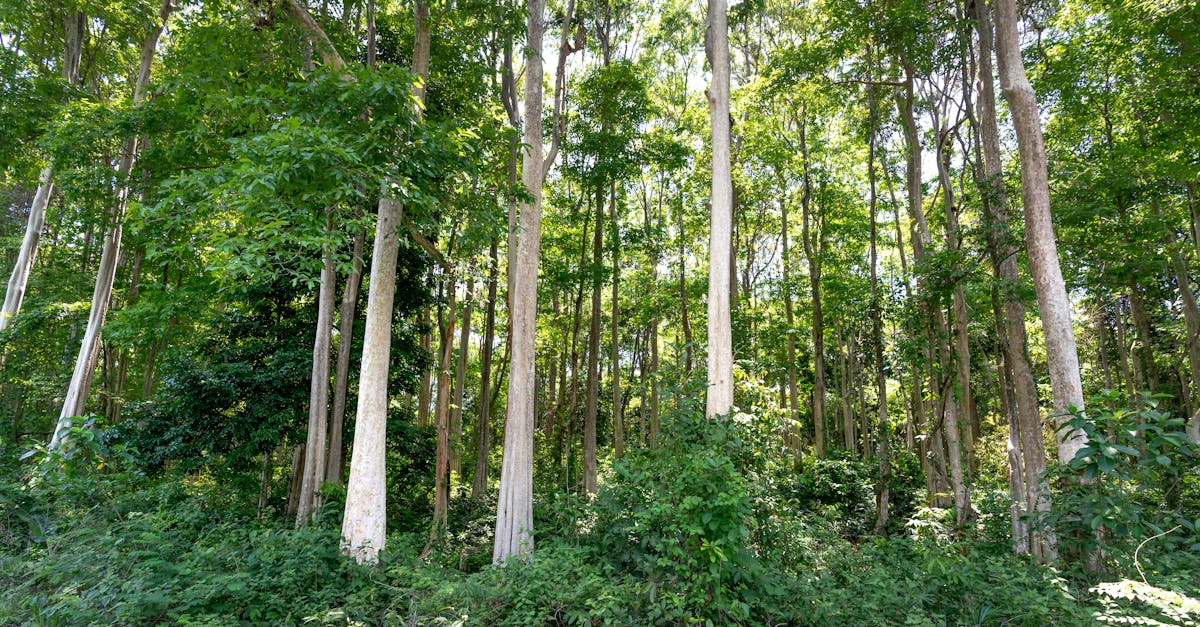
[
  {"left": 611, "top": 189, "right": 623, "bottom": 459},
  {"left": 494, "top": 0, "right": 545, "bottom": 565},
  {"left": 972, "top": 0, "right": 1052, "bottom": 557},
  {"left": 798, "top": 115, "right": 826, "bottom": 457},
  {"left": 327, "top": 226, "right": 365, "bottom": 485},
  {"left": 52, "top": 0, "right": 173, "bottom": 446},
  {"left": 993, "top": 0, "right": 1088, "bottom": 464},
  {"left": 0, "top": 12, "right": 85, "bottom": 333},
  {"left": 432, "top": 274, "right": 457, "bottom": 537},
  {"left": 452, "top": 276, "right": 474, "bottom": 482},
  {"left": 705, "top": 0, "right": 734, "bottom": 419},
  {"left": 341, "top": 0, "right": 429, "bottom": 563},
  {"left": 472, "top": 241, "right": 499, "bottom": 499},
  {"left": 296, "top": 215, "right": 338, "bottom": 525},
  {"left": 583, "top": 187, "right": 602, "bottom": 495}
]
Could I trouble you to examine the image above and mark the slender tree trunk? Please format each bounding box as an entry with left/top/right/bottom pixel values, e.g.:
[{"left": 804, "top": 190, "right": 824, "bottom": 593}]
[
  {"left": 52, "top": 0, "right": 173, "bottom": 446},
  {"left": 341, "top": 0, "right": 429, "bottom": 563},
  {"left": 994, "top": 0, "right": 1088, "bottom": 463},
  {"left": 432, "top": 274, "right": 457, "bottom": 537},
  {"left": 494, "top": 0, "right": 545, "bottom": 565},
  {"left": 611, "top": 190, "right": 623, "bottom": 459},
  {"left": 418, "top": 308, "right": 433, "bottom": 426},
  {"left": 1128, "top": 282, "right": 1158, "bottom": 392},
  {"left": 677, "top": 200, "right": 694, "bottom": 374},
  {"left": 0, "top": 168, "right": 53, "bottom": 333},
  {"left": 452, "top": 277, "right": 474, "bottom": 482},
  {"left": 799, "top": 117, "right": 826, "bottom": 457},
  {"left": 0, "top": 12, "right": 85, "bottom": 333},
  {"left": 780, "top": 194, "right": 799, "bottom": 451},
  {"left": 972, "top": 0, "right": 1053, "bottom": 557},
  {"left": 583, "top": 188, "right": 602, "bottom": 494},
  {"left": 935, "top": 126, "right": 974, "bottom": 526},
  {"left": 866, "top": 80, "right": 891, "bottom": 533},
  {"left": 705, "top": 0, "right": 733, "bottom": 418},
  {"left": 285, "top": 444, "right": 305, "bottom": 520},
  {"left": 327, "top": 226, "right": 365, "bottom": 485},
  {"left": 296, "top": 216, "right": 338, "bottom": 525},
  {"left": 472, "top": 241, "right": 499, "bottom": 499}
]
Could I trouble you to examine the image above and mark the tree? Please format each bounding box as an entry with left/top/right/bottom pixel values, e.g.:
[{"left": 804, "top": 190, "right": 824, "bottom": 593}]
[
  {"left": 493, "top": 0, "right": 546, "bottom": 565},
  {"left": 52, "top": 0, "right": 174, "bottom": 447},
  {"left": 705, "top": 0, "right": 733, "bottom": 419},
  {"left": 992, "top": 0, "right": 1088, "bottom": 464}
]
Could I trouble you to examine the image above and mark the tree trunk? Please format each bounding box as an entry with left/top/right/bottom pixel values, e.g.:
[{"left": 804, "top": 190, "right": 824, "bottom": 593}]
[
  {"left": 866, "top": 80, "right": 891, "bottom": 533},
  {"left": 611, "top": 189, "right": 623, "bottom": 459},
  {"left": 0, "top": 12, "right": 85, "bottom": 333},
  {"left": 432, "top": 274, "right": 457, "bottom": 537},
  {"left": 472, "top": 241, "right": 499, "bottom": 499},
  {"left": 418, "top": 308, "right": 433, "bottom": 426},
  {"left": 799, "top": 117, "right": 825, "bottom": 457},
  {"left": 994, "top": 0, "right": 1088, "bottom": 464},
  {"left": 583, "top": 187, "right": 603, "bottom": 495},
  {"left": 52, "top": 0, "right": 173, "bottom": 446},
  {"left": 0, "top": 168, "right": 53, "bottom": 333},
  {"left": 705, "top": 0, "right": 733, "bottom": 419},
  {"left": 972, "top": 0, "right": 1053, "bottom": 558},
  {"left": 494, "top": 0, "right": 545, "bottom": 565},
  {"left": 936, "top": 126, "right": 974, "bottom": 527},
  {"left": 452, "top": 277, "right": 474, "bottom": 482},
  {"left": 678, "top": 200, "right": 694, "bottom": 374},
  {"left": 341, "top": 0, "right": 429, "bottom": 563},
  {"left": 296, "top": 216, "right": 338, "bottom": 525},
  {"left": 327, "top": 225, "right": 365, "bottom": 485}
]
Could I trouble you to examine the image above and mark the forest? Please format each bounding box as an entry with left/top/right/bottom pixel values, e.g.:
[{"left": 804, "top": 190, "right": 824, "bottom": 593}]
[{"left": 1, "top": 0, "right": 1199, "bottom": 623}]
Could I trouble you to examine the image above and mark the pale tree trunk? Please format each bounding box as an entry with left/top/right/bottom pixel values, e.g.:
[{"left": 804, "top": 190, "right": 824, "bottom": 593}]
[
  {"left": 1164, "top": 226, "right": 1200, "bottom": 443},
  {"left": 493, "top": 0, "right": 545, "bottom": 565},
  {"left": 993, "top": 0, "right": 1088, "bottom": 464},
  {"left": 52, "top": 0, "right": 173, "bottom": 446},
  {"left": 677, "top": 201, "right": 694, "bottom": 374},
  {"left": 340, "top": 0, "right": 428, "bottom": 563},
  {"left": 972, "top": 0, "right": 1053, "bottom": 558},
  {"left": 0, "top": 168, "right": 53, "bottom": 333},
  {"left": 326, "top": 226, "right": 365, "bottom": 485},
  {"left": 583, "top": 188, "right": 602, "bottom": 495},
  {"left": 296, "top": 216, "right": 338, "bottom": 525},
  {"left": 472, "top": 241, "right": 499, "bottom": 499},
  {"left": 897, "top": 61, "right": 956, "bottom": 510},
  {"left": 0, "top": 13, "right": 85, "bottom": 333},
  {"left": 705, "top": 0, "right": 733, "bottom": 419}
]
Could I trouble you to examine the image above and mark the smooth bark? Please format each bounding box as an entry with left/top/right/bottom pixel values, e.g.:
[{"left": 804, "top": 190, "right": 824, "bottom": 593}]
[
  {"left": 493, "top": 0, "right": 545, "bottom": 565},
  {"left": 705, "top": 0, "right": 734, "bottom": 419},
  {"left": 993, "top": 0, "right": 1088, "bottom": 463}
]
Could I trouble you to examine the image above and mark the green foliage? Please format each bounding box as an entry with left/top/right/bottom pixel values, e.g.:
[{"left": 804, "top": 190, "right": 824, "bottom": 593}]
[
  {"left": 1043, "top": 393, "right": 1200, "bottom": 575},
  {"left": 592, "top": 407, "right": 768, "bottom": 624}
]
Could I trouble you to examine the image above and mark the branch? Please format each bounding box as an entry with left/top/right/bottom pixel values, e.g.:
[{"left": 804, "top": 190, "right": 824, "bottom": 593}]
[
  {"left": 541, "top": 0, "right": 578, "bottom": 182},
  {"left": 281, "top": 0, "right": 349, "bottom": 76}
]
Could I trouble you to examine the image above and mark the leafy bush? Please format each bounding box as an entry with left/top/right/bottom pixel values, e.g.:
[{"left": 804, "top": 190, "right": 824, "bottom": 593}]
[
  {"left": 592, "top": 407, "right": 768, "bottom": 624},
  {"left": 1042, "top": 393, "right": 1200, "bottom": 574}
]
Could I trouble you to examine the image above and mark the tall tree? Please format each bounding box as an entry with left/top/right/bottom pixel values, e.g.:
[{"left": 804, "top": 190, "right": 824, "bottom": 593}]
[
  {"left": 52, "top": 0, "right": 174, "bottom": 446},
  {"left": 705, "top": 0, "right": 733, "bottom": 419},
  {"left": 340, "top": 0, "right": 431, "bottom": 563},
  {"left": 493, "top": 0, "right": 546, "bottom": 565},
  {"left": 992, "top": 0, "right": 1088, "bottom": 464}
]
